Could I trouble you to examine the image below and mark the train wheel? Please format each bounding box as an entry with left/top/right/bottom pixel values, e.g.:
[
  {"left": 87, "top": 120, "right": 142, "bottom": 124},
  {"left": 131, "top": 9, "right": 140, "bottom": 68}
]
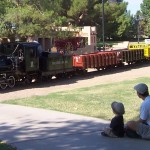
[
  {"left": 0, "top": 84, "right": 7, "bottom": 89},
  {"left": 8, "top": 76, "right": 15, "bottom": 88},
  {"left": 24, "top": 78, "right": 32, "bottom": 84},
  {"left": 55, "top": 74, "right": 62, "bottom": 79},
  {"left": 0, "top": 77, "right": 7, "bottom": 89},
  {"left": 23, "top": 75, "right": 32, "bottom": 84},
  {"left": 96, "top": 68, "right": 100, "bottom": 71}
]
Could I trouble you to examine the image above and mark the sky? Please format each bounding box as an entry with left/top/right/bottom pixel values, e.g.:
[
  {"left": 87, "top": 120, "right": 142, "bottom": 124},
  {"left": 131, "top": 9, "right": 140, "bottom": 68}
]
[{"left": 124, "top": 0, "right": 143, "bottom": 15}]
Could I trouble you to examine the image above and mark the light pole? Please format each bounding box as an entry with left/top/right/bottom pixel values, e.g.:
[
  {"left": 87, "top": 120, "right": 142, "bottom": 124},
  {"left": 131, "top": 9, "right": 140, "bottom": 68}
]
[
  {"left": 137, "top": 19, "right": 140, "bottom": 43},
  {"left": 102, "top": 0, "right": 105, "bottom": 50},
  {"left": 137, "top": 17, "right": 143, "bottom": 43}
]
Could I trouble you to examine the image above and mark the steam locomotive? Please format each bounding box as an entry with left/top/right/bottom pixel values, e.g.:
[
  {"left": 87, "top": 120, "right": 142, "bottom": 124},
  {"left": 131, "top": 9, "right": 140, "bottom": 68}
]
[{"left": 0, "top": 41, "right": 78, "bottom": 89}]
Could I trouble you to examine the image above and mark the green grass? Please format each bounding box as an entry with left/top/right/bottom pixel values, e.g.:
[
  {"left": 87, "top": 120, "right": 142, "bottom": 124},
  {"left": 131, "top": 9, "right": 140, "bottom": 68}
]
[
  {"left": 0, "top": 141, "right": 17, "bottom": 150},
  {"left": 1, "top": 77, "right": 150, "bottom": 123}
]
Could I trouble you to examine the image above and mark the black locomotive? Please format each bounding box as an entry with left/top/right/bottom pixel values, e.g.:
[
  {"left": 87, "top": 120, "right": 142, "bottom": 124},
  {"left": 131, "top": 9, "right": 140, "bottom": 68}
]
[{"left": 0, "top": 42, "right": 74, "bottom": 89}]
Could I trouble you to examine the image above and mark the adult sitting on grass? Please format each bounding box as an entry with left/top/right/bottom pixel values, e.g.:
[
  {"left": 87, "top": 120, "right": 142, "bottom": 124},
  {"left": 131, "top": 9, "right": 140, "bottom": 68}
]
[
  {"left": 101, "top": 101, "right": 125, "bottom": 138},
  {"left": 126, "top": 83, "right": 150, "bottom": 140}
]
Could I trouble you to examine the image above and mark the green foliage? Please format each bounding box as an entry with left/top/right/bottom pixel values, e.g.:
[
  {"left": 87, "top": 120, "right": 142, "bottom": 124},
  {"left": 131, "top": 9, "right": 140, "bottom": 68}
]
[
  {"left": 0, "top": 140, "right": 17, "bottom": 150},
  {"left": 67, "top": 0, "right": 88, "bottom": 23},
  {"left": 0, "top": 0, "right": 134, "bottom": 40},
  {"left": 141, "top": 0, "right": 150, "bottom": 16},
  {"left": 103, "top": 1, "right": 131, "bottom": 39},
  {"left": 141, "top": 0, "right": 150, "bottom": 37},
  {"left": 0, "top": 0, "right": 67, "bottom": 38}
]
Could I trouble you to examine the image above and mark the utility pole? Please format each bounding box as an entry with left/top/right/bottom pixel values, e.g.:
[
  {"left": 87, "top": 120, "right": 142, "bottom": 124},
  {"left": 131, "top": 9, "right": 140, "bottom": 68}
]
[
  {"left": 137, "top": 16, "right": 143, "bottom": 43},
  {"left": 137, "top": 19, "right": 140, "bottom": 43},
  {"left": 102, "top": 0, "right": 105, "bottom": 50}
]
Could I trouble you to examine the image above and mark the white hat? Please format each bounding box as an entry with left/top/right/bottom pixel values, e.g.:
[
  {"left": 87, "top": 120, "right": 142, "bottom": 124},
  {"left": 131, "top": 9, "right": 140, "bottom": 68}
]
[
  {"left": 134, "top": 83, "right": 148, "bottom": 94},
  {"left": 111, "top": 101, "right": 125, "bottom": 115}
]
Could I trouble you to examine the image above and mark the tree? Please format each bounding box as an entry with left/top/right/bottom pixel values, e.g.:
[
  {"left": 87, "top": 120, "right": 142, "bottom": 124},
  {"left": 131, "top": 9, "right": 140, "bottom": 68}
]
[
  {"left": 0, "top": 0, "right": 131, "bottom": 41},
  {"left": 64, "top": 0, "right": 130, "bottom": 40},
  {"left": 141, "top": 0, "right": 150, "bottom": 37},
  {"left": 0, "top": 0, "right": 67, "bottom": 40},
  {"left": 92, "top": 1, "right": 130, "bottom": 40}
]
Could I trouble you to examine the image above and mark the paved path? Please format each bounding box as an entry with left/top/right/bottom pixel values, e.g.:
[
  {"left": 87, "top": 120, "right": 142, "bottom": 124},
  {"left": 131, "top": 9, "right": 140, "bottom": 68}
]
[{"left": 0, "top": 104, "right": 150, "bottom": 150}]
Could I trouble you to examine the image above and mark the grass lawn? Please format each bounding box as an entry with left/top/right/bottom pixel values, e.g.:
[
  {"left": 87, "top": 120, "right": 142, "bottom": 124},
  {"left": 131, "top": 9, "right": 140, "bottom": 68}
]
[
  {"left": 0, "top": 141, "right": 17, "bottom": 150},
  {"left": 1, "top": 77, "right": 150, "bottom": 122}
]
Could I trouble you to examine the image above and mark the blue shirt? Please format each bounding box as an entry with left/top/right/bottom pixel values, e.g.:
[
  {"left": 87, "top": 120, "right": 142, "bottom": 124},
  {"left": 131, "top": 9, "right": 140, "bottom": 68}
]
[{"left": 140, "top": 95, "right": 150, "bottom": 125}]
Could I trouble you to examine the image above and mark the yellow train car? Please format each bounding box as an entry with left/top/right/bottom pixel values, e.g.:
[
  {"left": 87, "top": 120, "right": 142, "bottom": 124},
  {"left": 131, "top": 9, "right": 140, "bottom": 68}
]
[
  {"left": 128, "top": 42, "right": 150, "bottom": 58},
  {"left": 128, "top": 42, "right": 147, "bottom": 50},
  {"left": 144, "top": 45, "right": 150, "bottom": 57}
]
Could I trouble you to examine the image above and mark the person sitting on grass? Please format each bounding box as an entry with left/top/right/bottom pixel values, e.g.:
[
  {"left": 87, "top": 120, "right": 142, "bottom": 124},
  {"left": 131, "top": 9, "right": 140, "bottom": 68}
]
[
  {"left": 101, "top": 101, "right": 125, "bottom": 138},
  {"left": 126, "top": 83, "right": 150, "bottom": 140}
]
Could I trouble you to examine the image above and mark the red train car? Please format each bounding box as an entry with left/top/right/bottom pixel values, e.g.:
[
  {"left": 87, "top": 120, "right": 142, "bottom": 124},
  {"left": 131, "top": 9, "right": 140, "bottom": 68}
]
[{"left": 73, "top": 51, "right": 119, "bottom": 70}]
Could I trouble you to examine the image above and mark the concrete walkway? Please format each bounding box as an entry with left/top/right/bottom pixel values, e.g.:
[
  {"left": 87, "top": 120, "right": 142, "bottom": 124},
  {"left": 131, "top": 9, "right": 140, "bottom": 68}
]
[{"left": 0, "top": 104, "right": 149, "bottom": 150}]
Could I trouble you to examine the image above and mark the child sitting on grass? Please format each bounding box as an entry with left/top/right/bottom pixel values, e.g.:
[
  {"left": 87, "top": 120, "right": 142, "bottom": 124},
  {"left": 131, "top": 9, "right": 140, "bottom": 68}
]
[{"left": 101, "top": 101, "right": 125, "bottom": 138}]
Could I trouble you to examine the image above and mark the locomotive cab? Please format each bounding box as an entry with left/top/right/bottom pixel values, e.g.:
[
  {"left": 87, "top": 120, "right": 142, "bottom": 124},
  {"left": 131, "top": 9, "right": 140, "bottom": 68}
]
[
  {"left": 21, "top": 42, "right": 40, "bottom": 72},
  {"left": 0, "top": 42, "right": 40, "bottom": 72}
]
